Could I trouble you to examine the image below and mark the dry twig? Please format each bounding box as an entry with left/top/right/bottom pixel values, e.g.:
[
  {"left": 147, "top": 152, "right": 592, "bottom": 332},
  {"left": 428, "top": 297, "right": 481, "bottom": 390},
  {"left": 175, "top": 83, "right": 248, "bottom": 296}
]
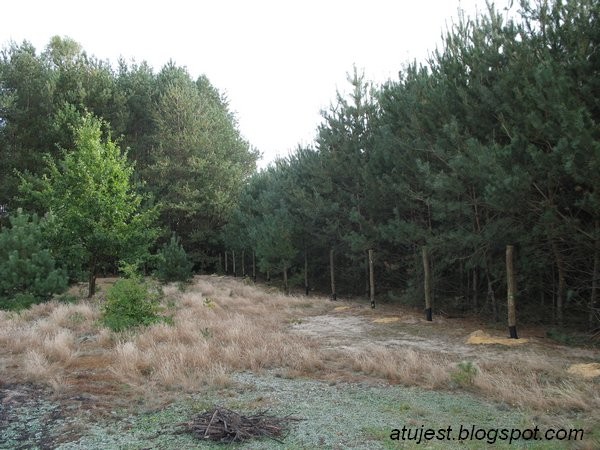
[{"left": 179, "top": 406, "right": 301, "bottom": 444}]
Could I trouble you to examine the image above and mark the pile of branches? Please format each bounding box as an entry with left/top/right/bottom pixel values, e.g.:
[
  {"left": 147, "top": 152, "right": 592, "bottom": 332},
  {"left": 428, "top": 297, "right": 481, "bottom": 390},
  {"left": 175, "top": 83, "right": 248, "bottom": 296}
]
[{"left": 180, "top": 406, "right": 300, "bottom": 444}]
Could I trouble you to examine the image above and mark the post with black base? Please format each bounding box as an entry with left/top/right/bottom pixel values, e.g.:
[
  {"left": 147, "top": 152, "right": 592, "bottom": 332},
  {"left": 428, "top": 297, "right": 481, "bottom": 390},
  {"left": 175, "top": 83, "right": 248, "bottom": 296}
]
[
  {"left": 304, "top": 250, "right": 309, "bottom": 296},
  {"left": 232, "top": 250, "right": 236, "bottom": 277},
  {"left": 330, "top": 248, "right": 336, "bottom": 301},
  {"left": 241, "top": 250, "right": 245, "bottom": 277},
  {"left": 369, "top": 249, "right": 375, "bottom": 309},
  {"left": 506, "top": 244, "right": 518, "bottom": 339},
  {"left": 423, "top": 246, "right": 432, "bottom": 321}
]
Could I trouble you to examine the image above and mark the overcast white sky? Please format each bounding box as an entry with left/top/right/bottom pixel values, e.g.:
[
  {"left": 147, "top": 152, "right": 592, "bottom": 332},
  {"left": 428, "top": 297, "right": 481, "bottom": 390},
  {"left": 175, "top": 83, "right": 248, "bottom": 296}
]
[{"left": 1, "top": 0, "right": 500, "bottom": 167}]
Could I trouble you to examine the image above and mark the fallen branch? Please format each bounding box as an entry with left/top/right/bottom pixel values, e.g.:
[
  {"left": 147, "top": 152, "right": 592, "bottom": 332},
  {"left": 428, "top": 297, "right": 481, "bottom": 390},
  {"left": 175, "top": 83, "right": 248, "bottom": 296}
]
[{"left": 179, "top": 406, "right": 301, "bottom": 444}]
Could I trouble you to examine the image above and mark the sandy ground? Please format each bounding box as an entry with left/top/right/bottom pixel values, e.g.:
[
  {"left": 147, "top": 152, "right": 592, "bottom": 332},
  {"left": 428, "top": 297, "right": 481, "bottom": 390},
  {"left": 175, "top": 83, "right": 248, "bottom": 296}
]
[{"left": 290, "top": 303, "right": 599, "bottom": 366}]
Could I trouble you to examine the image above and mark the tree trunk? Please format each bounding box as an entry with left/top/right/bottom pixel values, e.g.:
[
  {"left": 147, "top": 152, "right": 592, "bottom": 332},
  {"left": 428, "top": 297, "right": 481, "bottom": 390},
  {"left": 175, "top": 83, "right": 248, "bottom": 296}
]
[
  {"left": 365, "top": 255, "right": 370, "bottom": 298},
  {"left": 330, "top": 248, "right": 336, "bottom": 300},
  {"left": 232, "top": 250, "right": 236, "bottom": 277},
  {"left": 241, "top": 250, "right": 245, "bottom": 277},
  {"left": 252, "top": 250, "right": 256, "bottom": 282},
  {"left": 219, "top": 253, "right": 223, "bottom": 274},
  {"left": 506, "top": 245, "right": 518, "bottom": 339},
  {"left": 472, "top": 268, "right": 478, "bottom": 309},
  {"left": 88, "top": 258, "right": 97, "bottom": 298},
  {"left": 460, "top": 260, "right": 465, "bottom": 309},
  {"left": 486, "top": 271, "right": 498, "bottom": 322},
  {"left": 224, "top": 251, "right": 228, "bottom": 274},
  {"left": 551, "top": 262, "right": 556, "bottom": 323},
  {"left": 283, "top": 264, "right": 289, "bottom": 294},
  {"left": 540, "top": 271, "right": 545, "bottom": 308},
  {"left": 369, "top": 249, "right": 375, "bottom": 309},
  {"left": 422, "top": 246, "right": 432, "bottom": 321},
  {"left": 590, "top": 222, "right": 599, "bottom": 330},
  {"left": 266, "top": 268, "right": 270, "bottom": 283},
  {"left": 551, "top": 240, "right": 565, "bottom": 327},
  {"left": 304, "top": 249, "right": 309, "bottom": 296}
]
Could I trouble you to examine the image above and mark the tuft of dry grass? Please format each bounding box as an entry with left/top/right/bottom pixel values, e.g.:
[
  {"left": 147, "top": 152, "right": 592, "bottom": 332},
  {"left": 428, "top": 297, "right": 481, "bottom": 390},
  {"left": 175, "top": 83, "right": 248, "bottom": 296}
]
[
  {"left": 0, "top": 299, "right": 98, "bottom": 390},
  {"left": 42, "top": 329, "right": 76, "bottom": 363}
]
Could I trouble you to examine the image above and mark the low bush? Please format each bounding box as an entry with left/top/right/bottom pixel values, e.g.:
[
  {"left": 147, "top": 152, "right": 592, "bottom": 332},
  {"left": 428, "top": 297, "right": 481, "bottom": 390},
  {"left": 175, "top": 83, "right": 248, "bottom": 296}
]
[
  {"left": 102, "top": 277, "right": 165, "bottom": 332},
  {"left": 451, "top": 360, "right": 478, "bottom": 387}
]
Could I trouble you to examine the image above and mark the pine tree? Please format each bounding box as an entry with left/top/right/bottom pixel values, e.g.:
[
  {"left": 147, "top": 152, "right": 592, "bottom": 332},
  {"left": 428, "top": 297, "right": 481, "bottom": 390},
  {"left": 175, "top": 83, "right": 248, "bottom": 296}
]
[
  {"left": 155, "top": 233, "right": 193, "bottom": 283},
  {"left": 0, "top": 209, "right": 67, "bottom": 309}
]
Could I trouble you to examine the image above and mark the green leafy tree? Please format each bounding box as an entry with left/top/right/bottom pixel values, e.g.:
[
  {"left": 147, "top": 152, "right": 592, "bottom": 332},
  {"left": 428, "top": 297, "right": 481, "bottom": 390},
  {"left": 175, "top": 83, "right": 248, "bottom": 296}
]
[
  {"left": 1, "top": 37, "right": 128, "bottom": 213},
  {"left": 0, "top": 209, "right": 67, "bottom": 309},
  {"left": 20, "top": 114, "right": 157, "bottom": 297}
]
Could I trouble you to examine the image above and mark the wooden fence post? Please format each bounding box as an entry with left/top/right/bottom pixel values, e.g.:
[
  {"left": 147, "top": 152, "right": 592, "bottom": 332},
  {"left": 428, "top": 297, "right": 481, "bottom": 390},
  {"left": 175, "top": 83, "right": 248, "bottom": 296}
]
[
  {"left": 506, "top": 245, "right": 518, "bottom": 339},
  {"left": 232, "top": 250, "right": 236, "bottom": 277},
  {"left": 365, "top": 255, "right": 370, "bottom": 298},
  {"left": 304, "top": 250, "right": 309, "bottom": 296},
  {"left": 369, "top": 249, "right": 375, "bottom": 309},
  {"left": 590, "top": 221, "right": 599, "bottom": 331},
  {"left": 330, "top": 249, "right": 336, "bottom": 300},
  {"left": 241, "top": 250, "right": 245, "bottom": 277},
  {"left": 423, "top": 246, "right": 432, "bottom": 321}
]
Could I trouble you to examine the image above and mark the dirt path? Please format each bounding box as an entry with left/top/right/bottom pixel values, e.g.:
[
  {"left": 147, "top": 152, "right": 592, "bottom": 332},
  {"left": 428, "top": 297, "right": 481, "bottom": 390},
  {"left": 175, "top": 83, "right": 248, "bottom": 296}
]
[{"left": 291, "top": 303, "right": 599, "bottom": 365}]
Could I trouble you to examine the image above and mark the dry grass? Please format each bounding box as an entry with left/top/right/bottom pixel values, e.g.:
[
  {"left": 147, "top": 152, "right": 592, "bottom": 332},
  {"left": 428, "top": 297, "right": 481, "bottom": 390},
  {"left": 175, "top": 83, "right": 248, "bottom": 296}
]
[
  {"left": 1, "top": 274, "right": 599, "bottom": 417},
  {"left": 341, "top": 345, "right": 451, "bottom": 388},
  {"left": 108, "top": 278, "right": 329, "bottom": 391},
  {"left": 0, "top": 276, "right": 332, "bottom": 400},
  {"left": 471, "top": 353, "right": 600, "bottom": 412}
]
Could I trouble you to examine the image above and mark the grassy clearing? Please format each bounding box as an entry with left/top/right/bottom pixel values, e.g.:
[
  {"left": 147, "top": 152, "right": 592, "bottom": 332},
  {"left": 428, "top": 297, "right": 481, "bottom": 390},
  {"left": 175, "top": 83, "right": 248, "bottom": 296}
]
[
  {"left": 0, "top": 276, "right": 332, "bottom": 399},
  {"left": 1, "top": 275, "right": 599, "bottom": 448}
]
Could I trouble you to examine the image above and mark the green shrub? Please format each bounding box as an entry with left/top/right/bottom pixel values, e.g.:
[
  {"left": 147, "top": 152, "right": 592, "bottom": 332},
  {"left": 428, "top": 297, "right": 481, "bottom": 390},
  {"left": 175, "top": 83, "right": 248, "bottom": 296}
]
[
  {"left": 155, "top": 234, "right": 193, "bottom": 283},
  {"left": 451, "top": 361, "right": 478, "bottom": 387},
  {"left": 102, "top": 278, "right": 164, "bottom": 331},
  {"left": 0, "top": 210, "right": 68, "bottom": 310}
]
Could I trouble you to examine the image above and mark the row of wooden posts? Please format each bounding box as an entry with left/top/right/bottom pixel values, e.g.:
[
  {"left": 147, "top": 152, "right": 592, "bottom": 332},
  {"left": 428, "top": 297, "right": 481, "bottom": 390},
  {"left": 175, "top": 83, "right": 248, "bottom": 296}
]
[
  {"left": 221, "top": 244, "right": 519, "bottom": 339},
  {"left": 420, "top": 244, "right": 518, "bottom": 338}
]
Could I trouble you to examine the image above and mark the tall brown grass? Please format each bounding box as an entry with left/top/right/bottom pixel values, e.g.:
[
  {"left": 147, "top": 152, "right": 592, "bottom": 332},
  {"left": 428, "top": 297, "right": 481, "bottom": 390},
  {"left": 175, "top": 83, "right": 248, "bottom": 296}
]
[
  {"left": 342, "top": 345, "right": 452, "bottom": 388},
  {"left": 0, "top": 275, "right": 598, "bottom": 416},
  {"left": 0, "top": 276, "right": 331, "bottom": 397},
  {"left": 108, "top": 278, "right": 328, "bottom": 391},
  {"left": 473, "top": 353, "right": 599, "bottom": 411}
]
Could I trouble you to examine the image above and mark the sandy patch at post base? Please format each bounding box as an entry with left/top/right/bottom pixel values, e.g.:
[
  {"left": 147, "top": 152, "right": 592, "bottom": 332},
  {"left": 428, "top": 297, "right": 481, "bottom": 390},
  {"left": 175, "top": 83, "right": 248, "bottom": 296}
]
[
  {"left": 372, "top": 317, "right": 400, "bottom": 324},
  {"left": 467, "top": 330, "right": 529, "bottom": 346},
  {"left": 567, "top": 363, "right": 600, "bottom": 379}
]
